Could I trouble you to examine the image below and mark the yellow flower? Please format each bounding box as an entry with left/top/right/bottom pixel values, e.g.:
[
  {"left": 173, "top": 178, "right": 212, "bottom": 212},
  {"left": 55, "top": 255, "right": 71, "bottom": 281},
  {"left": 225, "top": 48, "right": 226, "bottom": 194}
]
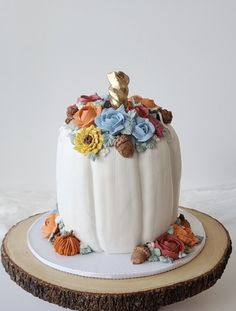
[{"left": 74, "top": 125, "right": 103, "bottom": 156}]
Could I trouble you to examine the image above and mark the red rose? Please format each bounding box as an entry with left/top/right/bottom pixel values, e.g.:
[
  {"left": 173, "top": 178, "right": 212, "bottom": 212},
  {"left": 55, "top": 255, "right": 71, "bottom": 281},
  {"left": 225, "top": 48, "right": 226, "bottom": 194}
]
[
  {"left": 148, "top": 115, "right": 164, "bottom": 138},
  {"left": 126, "top": 102, "right": 149, "bottom": 118},
  {"left": 77, "top": 93, "right": 101, "bottom": 105},
  {"left": 155, "top": 232, "right": 185, "bottom": 260}
]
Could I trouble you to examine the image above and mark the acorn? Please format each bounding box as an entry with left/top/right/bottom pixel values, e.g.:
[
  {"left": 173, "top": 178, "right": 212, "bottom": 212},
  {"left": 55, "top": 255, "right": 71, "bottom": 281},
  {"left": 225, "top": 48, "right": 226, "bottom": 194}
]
[
  {"left": 131, "top": 245, "right": 151, "bottom": 264},
  {"left": 114, "top": 134, "right": 134, "bottom": 158},
  {"left": 159, "top": 108, "right": 173, "bottom": 124},
  {"left": 53, "top": 232, "right": 80, "bottom": 256},
  {"left": 65, "top": 104, "right": 78, "bottom": 124}
]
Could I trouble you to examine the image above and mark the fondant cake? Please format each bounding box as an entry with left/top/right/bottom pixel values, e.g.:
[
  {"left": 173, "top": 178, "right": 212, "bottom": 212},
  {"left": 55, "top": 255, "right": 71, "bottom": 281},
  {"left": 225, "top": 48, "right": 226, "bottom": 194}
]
[{"left": 56, "top": 71, "right": 182, "bottom": 254}]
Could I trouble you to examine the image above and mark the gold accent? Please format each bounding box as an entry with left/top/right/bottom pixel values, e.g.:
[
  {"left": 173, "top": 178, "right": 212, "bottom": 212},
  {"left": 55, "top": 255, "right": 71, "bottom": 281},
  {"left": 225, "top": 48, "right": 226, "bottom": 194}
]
[{"left": 107, "top": 71, "right": 130, "bottom": 108}]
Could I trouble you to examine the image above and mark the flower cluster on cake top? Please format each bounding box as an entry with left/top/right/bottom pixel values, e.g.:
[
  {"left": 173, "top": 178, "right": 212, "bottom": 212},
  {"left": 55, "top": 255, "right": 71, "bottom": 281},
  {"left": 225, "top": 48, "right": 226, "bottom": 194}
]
[{"left": 64, "top": 71, "right": 173, "bottom": 161}]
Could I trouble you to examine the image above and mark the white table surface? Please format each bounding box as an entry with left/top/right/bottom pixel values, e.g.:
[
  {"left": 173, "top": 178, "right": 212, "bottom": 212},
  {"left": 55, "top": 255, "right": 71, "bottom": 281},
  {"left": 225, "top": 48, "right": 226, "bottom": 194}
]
[{"left": 0, "top": 184, "right": 235, "bottom": 311}]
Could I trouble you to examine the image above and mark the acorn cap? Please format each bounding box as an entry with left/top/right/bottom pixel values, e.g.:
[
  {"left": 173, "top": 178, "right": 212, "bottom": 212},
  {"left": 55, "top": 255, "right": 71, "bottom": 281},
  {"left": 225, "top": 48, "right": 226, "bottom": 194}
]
[
  {"left": 115, "top": 134, "right": 134, "bottom": 158},
  {"left": 131, "top": 245, "right": 151, "bottom": 264},
  {"left": 159, "top": 108, "right": 173, "bottom": 124}
]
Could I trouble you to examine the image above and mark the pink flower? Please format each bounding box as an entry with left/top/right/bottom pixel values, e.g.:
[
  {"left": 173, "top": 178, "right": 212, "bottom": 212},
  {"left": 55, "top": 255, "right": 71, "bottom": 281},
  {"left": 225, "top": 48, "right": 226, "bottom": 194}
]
[
  {"left": 148, "top": 115, "right": 164, "bottom": 138},
  {"left": 77, "top": 93, "right": 101, "bottom": 105},
  {"left": 155, "top": 232, "right": 185, "bottom": 260}
]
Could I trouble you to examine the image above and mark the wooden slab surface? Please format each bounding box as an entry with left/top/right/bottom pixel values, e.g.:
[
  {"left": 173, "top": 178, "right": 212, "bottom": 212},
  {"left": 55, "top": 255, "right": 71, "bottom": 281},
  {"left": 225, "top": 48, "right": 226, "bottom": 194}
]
[{"left": 1, "top": 208, "right": 232, "bottom": 311}]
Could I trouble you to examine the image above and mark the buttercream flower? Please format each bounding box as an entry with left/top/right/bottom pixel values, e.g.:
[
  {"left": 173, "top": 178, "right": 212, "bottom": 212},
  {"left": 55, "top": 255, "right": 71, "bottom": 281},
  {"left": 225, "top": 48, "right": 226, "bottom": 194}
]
[
  {"left": 155, "top": 232, "right": 185, "bottom": 260},
  {"left": 74, "top": 125, "right": 103, "bottom": 156},
  {"left": 129, "top": 95, "right": 158, "bottom": 109},
  {"left": 41, "top": 214, "right": 59, "bottom": 239},
  {"left": 72, "top": 102, "right": 102, "bottom": 128},
  {"left": 160, "top": 108, "right": 173, "bottom": 124},
  {"left": 95, "top": 105, "right": 128, "bottom": 135},
  {"left": 148, "top": 115, "right": 164, "bottom": 138},
  {"left": 65, "top": 104, "right": 78, "bottom": 124},
  {"left": 77, "top": 93, "right": 101, "bottom": 105},
  {"left": 172, "top": 224, "right": 199, "bottom": 247},
  {"left": 126, "top": 102, "right": 149, "bottom": 118},
  {"left": 132, "top": 116, "right": 155, "bottom": 142}
]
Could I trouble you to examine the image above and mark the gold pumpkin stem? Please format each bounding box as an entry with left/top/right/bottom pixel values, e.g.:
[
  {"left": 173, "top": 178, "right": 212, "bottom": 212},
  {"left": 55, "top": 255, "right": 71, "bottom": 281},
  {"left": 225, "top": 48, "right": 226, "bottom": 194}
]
[{"left": 107, "top": 71, "right": 130, "bottom": 108}]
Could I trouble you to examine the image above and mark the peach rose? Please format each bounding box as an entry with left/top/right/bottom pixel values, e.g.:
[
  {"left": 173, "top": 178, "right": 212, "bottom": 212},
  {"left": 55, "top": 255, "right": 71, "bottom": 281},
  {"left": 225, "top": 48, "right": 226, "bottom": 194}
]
[
  {"left": 41, "top": 214, "right": 58, "bottom": 239},
  {"left": 72, "top": 102, "right": 102, "bottom": 128},
  {"left": 129, "top": 95, "right": 158, "bottom": 109},
  {"left": 172, "top": 224, "right": 199, "bottom": 247}
]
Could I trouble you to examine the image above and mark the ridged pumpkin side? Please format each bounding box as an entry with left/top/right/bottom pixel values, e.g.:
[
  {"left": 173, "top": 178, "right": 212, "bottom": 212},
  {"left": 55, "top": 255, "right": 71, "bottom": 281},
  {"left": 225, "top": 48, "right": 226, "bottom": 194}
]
[{"left": 53, "top": 234, "right": 80, "bottom": 256}]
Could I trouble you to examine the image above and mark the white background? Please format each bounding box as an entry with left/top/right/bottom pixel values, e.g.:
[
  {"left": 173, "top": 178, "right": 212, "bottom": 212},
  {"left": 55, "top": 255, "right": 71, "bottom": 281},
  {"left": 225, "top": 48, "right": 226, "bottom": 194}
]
[
  {"left": 0, "top": 1, "right": 236, "bottom": 311},
  {"left": 0, "top": 0, "right": 236, "bottom": 191}
]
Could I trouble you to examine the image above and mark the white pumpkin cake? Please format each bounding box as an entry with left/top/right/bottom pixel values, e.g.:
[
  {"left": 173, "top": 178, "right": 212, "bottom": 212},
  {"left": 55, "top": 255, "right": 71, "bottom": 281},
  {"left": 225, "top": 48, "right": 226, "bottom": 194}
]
[{"left": 55, "top": 71, "right": 181, "bottom": 255}]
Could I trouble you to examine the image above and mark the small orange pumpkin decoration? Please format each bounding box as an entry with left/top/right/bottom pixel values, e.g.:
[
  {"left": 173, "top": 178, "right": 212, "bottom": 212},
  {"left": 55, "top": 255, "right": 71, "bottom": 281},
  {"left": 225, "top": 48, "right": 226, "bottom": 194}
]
[
  {"left": 172, "top": 224, "right": 199, "bottom": 247},
  {"left": 41, "top": 214, "right": 59, "bottom": 239},
  {"left": 53, "top": 233, "right": 80, "bottom": 256}
]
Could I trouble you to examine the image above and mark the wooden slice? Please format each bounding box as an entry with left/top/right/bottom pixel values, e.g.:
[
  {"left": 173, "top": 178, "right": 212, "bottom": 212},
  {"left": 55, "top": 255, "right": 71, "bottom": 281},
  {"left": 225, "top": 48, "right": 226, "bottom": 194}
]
[{"left": 1, "top": 208, "right": 232, "bottom": 311}]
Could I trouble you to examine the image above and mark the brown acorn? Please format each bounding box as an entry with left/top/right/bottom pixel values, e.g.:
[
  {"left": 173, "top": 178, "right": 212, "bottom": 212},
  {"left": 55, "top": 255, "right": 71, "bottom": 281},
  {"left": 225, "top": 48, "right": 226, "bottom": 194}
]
[
  {"left": 159, "top": 108, "right": 173, "bottom": 124},
  {"left": 53, "top": 233, "right": 80, "bottom": 256},
  {"left": 131, "top": 245, "right": 151, "bottom": 264},
  {"left": 65, "top": 104, "right": 79, "bottom": 124},
  {"left": 114, "top": 134, "right": 134, "bottom": 158}
]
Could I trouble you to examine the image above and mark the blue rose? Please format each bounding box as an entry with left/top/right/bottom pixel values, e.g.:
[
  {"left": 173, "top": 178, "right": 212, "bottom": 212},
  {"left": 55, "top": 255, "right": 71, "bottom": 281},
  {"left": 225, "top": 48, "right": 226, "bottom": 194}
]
[
  {"left": 95, "top": 105, "right": 128, "bottom": 135},
  {"left": 132, "top": 117, "right": 155, "bottom": 142}
]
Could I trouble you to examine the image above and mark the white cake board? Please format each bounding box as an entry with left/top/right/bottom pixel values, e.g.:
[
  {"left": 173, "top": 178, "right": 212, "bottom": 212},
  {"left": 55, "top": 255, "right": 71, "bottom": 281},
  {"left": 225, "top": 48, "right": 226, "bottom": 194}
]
[{"left": 27, "top": 208, "right": 205, "bottom": 279}]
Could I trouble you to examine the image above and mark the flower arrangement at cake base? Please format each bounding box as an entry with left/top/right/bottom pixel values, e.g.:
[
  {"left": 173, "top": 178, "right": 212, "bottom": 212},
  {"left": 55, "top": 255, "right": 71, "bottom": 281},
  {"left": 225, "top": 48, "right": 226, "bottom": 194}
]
[{"left": 41, "top": 212, "right": 203, "bottom": 264}]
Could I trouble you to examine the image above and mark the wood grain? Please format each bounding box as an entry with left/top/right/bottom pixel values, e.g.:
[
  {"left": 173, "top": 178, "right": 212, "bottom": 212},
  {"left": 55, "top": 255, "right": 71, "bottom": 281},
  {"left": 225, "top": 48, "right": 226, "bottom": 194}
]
[{"left": 1, "top": 208, "right": 232, "bottom": 311}]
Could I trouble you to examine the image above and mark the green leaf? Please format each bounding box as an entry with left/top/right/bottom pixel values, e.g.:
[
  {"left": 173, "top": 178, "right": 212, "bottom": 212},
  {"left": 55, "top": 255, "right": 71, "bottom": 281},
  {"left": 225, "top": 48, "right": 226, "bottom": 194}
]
[
  {"left": 196, "top": 235, "right": 204, "bottom": 243},
  {"left": 136, "top": 142, "right": 147, "bottom": 153},
  {"left": 68, "top": 132, "right": 76, "bottom": 145},
  {"left": 121, "top": 127, "right": 132, "bottom": 135},
  {"left": 88, "top": 153, "right": 97, "bottom": 161},
  {"left": 148, "top": 254, "right": 159, "bottom": 262},
  {"left": 103, "top": 133, "right": 116, "bottom": 147},
  {"left": 179, "top": 251, "right": 187, "bottom": 258},
  {"left": 184, "top": 245, "right": 192, "bottom": 254},
  {"left": 92, "top": 100, "right": 104, "bottom": 107},
  {"left": 99, "top": 148, "right": 110, "bottom": 158},
  {"left": 153, "top": 248, "right": 161, "bottom": 257},
  {"left": 159, "top": 256, "right": 173, "bottom": 263},
  {"left": 146, "top": 135, "right": 159, "bottom": 149},
  {"left": 80, "top": 245, "right": 93, "bottom": 255},
  {"left": 167, "top": 226, "right": 174, "bottom": 234}
]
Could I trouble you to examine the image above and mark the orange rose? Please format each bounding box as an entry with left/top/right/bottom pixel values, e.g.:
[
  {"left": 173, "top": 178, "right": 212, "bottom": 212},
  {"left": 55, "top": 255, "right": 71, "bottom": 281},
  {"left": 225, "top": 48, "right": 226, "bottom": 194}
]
[
  {"left": 72, "top": 102, "right": 102, "bottom": 128},
  {"left": 128, "top": 95, "right": 143, "bottom": 103},
  {"left": 172, "top": 224, "right": 199, "bottom": 247},
  {"left": 129, "top": 95, "right": 157, "bottom": 109},
  {"left": 42, "top": 214, "right": 58, "bottom": 239}
]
